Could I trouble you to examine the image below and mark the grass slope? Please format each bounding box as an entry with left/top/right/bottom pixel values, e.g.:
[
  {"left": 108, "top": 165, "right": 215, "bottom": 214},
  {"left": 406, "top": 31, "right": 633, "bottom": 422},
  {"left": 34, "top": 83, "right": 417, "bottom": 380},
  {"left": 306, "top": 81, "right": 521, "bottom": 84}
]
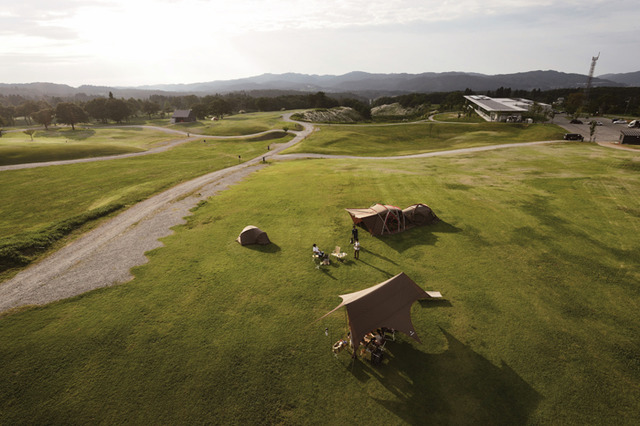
[
  {"left": 0, "top": 128, "right": 177, "bottom": 166},
  {"left": 1, "top": 144, "right": 638, "bottom": 424},
  {"left": 171, "top": 111, "right": 303, "bottom": 136},
  {"left": 0, "top": 134, "right": 291, "bottom": 276},
  {"left": 284, "top": 121, "right": 565, "bottom": 156}
]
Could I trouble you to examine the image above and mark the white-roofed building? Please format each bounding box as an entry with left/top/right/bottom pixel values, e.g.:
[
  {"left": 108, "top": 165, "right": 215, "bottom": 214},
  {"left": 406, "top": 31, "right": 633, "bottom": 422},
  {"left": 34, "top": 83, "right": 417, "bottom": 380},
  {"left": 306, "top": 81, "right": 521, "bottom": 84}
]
[{"left": 464, "top": 95, "right": 551, "bottom": 122}]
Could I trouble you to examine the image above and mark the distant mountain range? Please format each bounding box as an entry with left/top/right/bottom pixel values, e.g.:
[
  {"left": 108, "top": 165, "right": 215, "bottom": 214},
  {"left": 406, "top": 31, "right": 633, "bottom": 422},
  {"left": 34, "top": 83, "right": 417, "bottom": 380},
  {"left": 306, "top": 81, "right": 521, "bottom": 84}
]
[{"left": 1, "top": 70, "right": 639, "bottom": 100}]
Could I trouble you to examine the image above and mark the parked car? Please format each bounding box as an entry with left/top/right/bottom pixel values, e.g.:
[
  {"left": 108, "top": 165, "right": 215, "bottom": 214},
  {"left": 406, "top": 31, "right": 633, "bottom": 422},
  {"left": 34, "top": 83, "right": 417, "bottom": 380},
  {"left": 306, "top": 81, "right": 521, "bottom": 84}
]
[
  {"left": 628, "top": 120, "right": 640, "bottom": 128},
  {"left": 569, "top": 119, "right": 583, "bottom": 124},
  {"left": 613, "top": 119, "right": 628, "bottom": 124},
  {"left": 589, "top": 121, "right": 603, "bottom": 126},
  {"left": 564, "top": 133, "right": 584, "bottom": 141}
]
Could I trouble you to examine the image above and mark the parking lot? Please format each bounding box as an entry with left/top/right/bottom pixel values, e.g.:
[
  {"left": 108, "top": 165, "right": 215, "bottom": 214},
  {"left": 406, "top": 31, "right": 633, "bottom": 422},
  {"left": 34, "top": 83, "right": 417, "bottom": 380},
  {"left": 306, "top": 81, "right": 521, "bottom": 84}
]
[{"left": 554, "top": 115, "right": 631, "bottom": 143}]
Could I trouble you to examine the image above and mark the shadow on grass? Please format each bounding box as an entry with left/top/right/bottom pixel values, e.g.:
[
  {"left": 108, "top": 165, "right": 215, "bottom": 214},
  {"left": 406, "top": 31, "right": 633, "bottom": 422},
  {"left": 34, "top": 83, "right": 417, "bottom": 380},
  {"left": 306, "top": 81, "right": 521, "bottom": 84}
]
[
  {"left": 40, "top": 129, "right": 97, "bottom": 140},
  {"left": 346, "top": 329, "right": 541, "bottom": 425},
  {"left": 375, "top": 220, "right": 462, "bottom": 253},
  {"left": 360, "top": 248, "right": 398, "bottom": 265},
  {"left": 356, "top": 259, "right": 394, "bottom": 277},
  {"left": 418, "top": 299, "right": 453, "bottom": 308},
  {"left": 244, "top": 243, "right": 282, "bottom": 253}
]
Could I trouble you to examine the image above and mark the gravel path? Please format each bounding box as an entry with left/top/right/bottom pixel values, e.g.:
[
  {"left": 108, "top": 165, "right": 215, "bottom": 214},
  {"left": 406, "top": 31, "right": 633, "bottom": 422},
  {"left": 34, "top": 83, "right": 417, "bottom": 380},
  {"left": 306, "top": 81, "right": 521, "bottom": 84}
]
[
  {"left": 0, "top": 115, "right": 314, "bottom": 313},
  {"left": 272, "top": 140, "right": 565, "bottom": 161}
]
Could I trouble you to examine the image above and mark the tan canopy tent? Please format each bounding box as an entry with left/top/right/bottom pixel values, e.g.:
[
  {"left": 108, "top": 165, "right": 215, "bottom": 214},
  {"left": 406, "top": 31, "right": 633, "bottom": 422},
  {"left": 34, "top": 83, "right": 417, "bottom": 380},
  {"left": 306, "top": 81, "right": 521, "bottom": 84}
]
[
  {"left": 320, "top": 272, "right": 442, "bottom": 348},
  {"left": 345, "top": 204, "right": 406, "bottom": 236},
  {"left": 236, "top": 225, "right": 271, "bottom": 246},
  {"left": 402, "top": 203, "right": 439, "bottom": 227},
  {"left": 346, "top": 203, "right": 438, "bottom": 236}
]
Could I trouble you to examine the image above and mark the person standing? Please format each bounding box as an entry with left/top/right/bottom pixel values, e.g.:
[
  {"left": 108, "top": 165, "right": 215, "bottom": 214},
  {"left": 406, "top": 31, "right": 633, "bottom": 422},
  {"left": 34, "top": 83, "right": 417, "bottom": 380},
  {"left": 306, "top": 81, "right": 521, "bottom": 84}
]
[
  {"left": 354, "top": 240, "right": 360, "bottom": 260},
  {"left": 351, "top": 224, "right": 359, "bottom": 244}
]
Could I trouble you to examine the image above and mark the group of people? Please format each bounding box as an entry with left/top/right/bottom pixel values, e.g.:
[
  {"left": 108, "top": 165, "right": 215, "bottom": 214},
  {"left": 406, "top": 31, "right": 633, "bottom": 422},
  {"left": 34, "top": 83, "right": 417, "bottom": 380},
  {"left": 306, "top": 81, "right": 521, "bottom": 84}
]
[
  {"left": 331, "top": 328, "right": 393, "bottom": 365},
  {"left": 312, "top": 224, "right": 362, "bottom": 264}
]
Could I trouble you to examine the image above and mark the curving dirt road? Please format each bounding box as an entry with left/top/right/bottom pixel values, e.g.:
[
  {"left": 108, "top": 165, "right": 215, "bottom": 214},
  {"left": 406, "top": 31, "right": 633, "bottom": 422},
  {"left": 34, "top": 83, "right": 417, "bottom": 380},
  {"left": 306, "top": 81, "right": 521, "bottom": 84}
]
[{"left": 0, "top": 115, "right": 314, "bottom": 313}]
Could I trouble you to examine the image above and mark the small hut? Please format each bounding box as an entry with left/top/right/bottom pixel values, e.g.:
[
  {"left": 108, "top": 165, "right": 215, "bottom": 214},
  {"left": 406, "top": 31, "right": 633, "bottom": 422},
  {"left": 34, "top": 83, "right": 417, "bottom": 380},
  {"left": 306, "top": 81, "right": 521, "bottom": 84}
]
[{"left": 171, "top": 109, "right": 196, "bottom": 124}]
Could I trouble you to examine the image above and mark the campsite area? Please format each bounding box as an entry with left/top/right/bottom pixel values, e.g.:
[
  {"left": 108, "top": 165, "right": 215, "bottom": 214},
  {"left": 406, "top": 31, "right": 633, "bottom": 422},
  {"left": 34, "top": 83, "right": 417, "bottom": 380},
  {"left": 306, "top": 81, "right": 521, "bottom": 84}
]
[{"left": 0, "top": 113, "right": 639, "bottom": 424}]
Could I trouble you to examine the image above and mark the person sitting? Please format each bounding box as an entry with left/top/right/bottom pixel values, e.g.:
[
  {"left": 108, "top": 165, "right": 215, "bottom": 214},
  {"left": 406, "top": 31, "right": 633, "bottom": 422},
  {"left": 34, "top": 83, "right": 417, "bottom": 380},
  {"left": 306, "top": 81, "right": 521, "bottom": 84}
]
[
  {"left": 312, "top": 244, "right": 325, "bottom": 258},
  {"left": 373, "top": 330, "right": 384, "bottom": 346}
]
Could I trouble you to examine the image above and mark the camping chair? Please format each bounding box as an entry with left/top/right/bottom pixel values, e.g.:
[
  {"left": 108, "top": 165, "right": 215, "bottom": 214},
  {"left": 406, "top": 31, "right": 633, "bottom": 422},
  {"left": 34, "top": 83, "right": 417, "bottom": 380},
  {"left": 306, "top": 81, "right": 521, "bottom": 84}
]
[
  {"left": 332, "top": 339, "right": 348, "bottom": 357},
  {"left": 383, "top": 328, "right": 395, "bottom": 341},
  {"left": 370, "top": 342, "right": 385, "bottom": 365},
  {"left": 331, "top": 246, "right": 347, "bottom": 262}
]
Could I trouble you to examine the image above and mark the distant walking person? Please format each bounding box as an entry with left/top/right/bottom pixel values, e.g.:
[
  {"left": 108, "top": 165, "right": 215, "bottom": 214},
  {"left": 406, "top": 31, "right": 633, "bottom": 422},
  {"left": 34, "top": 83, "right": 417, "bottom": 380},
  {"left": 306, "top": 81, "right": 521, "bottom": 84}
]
[
  {"left": 354, "top": 240, "right": 360, "bottom": 260},
  {"left": 351, "top": 224, "right": 359, "bottom": 244}
]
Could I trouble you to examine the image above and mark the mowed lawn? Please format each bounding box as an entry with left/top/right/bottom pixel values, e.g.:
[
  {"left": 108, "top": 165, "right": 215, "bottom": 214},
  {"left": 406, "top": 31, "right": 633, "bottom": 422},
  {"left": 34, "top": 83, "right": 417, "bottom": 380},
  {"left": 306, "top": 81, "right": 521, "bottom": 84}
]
[
  {"left": 171, "top": 111, "right": 304, "bottom": 136},
  {"left": 0, "top": 127, "right": 179, "bottom": 166},
  {"left": 1, "top": 143, "right": 639, "bottom": 424},
  {"left": 284, "top": 121, "right": 565, "bottom": 156}
]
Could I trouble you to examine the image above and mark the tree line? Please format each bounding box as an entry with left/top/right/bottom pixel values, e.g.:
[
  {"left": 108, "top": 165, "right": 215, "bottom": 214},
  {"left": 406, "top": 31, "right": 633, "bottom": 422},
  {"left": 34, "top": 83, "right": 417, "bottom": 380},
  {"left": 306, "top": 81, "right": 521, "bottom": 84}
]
[
  {"left": 0, "top": 90, "right": 372, "bottom": 129},
  {"left": 372, "top": 86, "right": 640, "bottom": 117},
  {"left": 1, "top": 86, "right": 638, "bottom": 129}
]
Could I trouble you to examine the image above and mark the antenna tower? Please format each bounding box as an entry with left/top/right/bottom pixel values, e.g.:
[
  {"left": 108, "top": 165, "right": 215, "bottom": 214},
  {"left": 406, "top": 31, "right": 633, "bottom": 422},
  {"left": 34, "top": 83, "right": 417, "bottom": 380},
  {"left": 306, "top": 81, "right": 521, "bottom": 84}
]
[{"left": 584, "top": 52, "right": 600, "bottom": 108}]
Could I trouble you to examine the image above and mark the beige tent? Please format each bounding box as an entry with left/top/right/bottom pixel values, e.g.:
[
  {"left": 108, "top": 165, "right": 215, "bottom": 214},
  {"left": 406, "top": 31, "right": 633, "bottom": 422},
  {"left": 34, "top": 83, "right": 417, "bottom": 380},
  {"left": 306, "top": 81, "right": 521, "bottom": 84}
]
[
  {"left": 236, "top": 225, "right": 271, "bottom": 246},
  {"left": 402, "top": 203, "right": 439, "bottom": 227},
  {"left": 345, "top": 204, "right": 406, "bottom": 236},
  {"left": 320, "top": 272, "right": 442, "bottom": 348}
]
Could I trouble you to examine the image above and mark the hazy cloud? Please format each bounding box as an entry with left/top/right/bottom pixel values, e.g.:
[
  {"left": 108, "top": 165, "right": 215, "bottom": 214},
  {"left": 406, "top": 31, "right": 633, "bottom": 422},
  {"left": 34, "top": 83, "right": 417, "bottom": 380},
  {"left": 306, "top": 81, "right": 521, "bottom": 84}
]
[{"left": 0, "top": 0, "right": 637, "bottom": 86}]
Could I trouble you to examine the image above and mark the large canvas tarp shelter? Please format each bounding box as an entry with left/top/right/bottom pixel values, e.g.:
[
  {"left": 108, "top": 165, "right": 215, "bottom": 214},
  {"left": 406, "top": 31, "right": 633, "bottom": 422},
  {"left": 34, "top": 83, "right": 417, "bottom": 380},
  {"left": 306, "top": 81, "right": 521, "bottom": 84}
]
[
  {"left": 236, "top": 226, "right": 271, "bottom": 246},
  {"left": 345, "top": 204, "right": 406, "bottom": 236},
  {"left": 346, "top": 203, "right": 438, "bottom": 236},
  {"left": 320, "top": 272, "right": 442, "bottom": 348}
]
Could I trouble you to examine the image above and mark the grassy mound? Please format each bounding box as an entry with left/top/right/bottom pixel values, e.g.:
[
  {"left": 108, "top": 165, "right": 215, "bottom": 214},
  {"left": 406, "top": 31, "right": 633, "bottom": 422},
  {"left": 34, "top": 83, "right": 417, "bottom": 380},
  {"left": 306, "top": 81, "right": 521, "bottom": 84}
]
[
  {"left": 293, "top": 107, "right": 364, "bottom": 123},
  {"left": 284, "top": 121, "right": 565, "bottom": 156}
]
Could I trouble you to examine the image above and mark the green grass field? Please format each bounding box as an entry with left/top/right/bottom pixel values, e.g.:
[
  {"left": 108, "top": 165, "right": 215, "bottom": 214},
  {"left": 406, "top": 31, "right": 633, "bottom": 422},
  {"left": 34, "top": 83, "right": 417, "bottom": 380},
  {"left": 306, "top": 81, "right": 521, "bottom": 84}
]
[
  {"left": 1, "top": 141, "right": 639, "bottom": 424},
  {"left": 284, "top": 121, "right": 566, "bottom": 156},
  {"left": 170, "top": 111, "right": 304, "bottom": 136},
  {"left": 0, "top": 127, "right": 180, "bottom": 166},
  {"left": 432, "top": 112, "right": 485, "bottom": 123}
]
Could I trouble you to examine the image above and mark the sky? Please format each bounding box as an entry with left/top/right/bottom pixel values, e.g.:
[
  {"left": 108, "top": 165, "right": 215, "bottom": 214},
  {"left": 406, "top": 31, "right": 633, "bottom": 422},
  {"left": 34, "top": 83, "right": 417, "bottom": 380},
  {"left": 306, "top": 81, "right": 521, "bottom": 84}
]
[{"left": 1, "top": 0, "right": 638, "bottom": 87}]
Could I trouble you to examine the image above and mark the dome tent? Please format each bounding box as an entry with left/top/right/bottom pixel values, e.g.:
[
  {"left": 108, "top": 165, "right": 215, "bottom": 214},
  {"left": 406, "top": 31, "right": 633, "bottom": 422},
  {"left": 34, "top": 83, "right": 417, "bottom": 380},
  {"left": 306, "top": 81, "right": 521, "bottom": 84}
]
[
  {"left": 236, "top": 226, "right": 271, "bottom": 246},
  {"left": 402, "top": 203, "right": 439, "bottom": 227}
]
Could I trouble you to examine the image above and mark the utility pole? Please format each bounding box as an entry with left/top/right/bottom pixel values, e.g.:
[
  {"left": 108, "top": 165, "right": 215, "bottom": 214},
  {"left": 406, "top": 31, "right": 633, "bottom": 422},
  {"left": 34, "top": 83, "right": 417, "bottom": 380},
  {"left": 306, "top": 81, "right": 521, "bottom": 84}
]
[{"left": 583, "top": 53, "right": 600, "bottom": 113}]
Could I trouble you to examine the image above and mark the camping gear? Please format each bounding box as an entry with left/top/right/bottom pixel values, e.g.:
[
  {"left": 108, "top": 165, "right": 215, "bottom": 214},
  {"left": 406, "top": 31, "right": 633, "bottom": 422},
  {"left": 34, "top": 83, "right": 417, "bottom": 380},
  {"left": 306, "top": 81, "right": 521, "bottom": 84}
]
[
  {"left": 319, "top": 272, "right": 442, "bottom": 349},
  {"left": 345, "top": 203, "right": 438, "bottom": 236},
  {"left": 236, "top": 225, "right": 271, "bottom": 246},
  {"left": 402, "top": 203, "right": 439, "bottom": 226},
  {"left": 345, "top": 204, "right": 406, "bottom": 236}
]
